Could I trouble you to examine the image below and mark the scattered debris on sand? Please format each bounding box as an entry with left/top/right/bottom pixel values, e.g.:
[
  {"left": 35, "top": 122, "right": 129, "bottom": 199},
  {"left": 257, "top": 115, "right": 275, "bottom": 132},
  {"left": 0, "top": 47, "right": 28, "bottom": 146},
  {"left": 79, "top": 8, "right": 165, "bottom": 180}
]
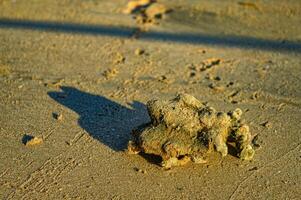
[
  {"left": 123, "top": 0, "right": 172, "bottom": 25},
  {"left": 128, "top": 94, "right": 255, "bottom": 169},
  {"left": 44, "top": 79, "right": 64, "bottom": 88},
  {"left": 133, "top": 167, "right": 147, "bottom": 174},
  {"left": 144, "top": 3, "right": 169, "bottom": 19},
  {"left": 113, "top": 52, "right": 125, "bottom": 65},
  {"left": 208, "top": 83, "right": 225, "bottom": 92},
  {"left": 22, "top": 135, "right": 43, "bottom": 146},
  {"left": 238, "top": 2, "right": 261, "bottom": 11},
  {"left": 187, "top": 58, "right": 222, "bottom": 75},
  {"left": 103, "top": 68, "right": 119, "bottom": 80},
  {"left": 122, "top": 0, "right": 154, "bottom": 14},
  {"left": 156, "top": 74, "right": 173, "bottom": 84},
  {"left": 200, "top": 58, "right": 222, "bottom": 71}
]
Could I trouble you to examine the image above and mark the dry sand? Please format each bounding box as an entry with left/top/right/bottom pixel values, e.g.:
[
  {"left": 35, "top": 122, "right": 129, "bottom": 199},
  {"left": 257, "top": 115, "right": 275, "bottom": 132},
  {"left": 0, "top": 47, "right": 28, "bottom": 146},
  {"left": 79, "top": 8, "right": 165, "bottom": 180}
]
[{"left": 0, "top": 0, "right": 300, "bottom": 199}]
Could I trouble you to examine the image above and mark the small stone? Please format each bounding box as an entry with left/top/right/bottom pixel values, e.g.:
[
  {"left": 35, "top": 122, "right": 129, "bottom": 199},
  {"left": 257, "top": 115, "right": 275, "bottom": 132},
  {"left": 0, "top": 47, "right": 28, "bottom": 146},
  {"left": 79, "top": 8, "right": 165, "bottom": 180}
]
[
  {"left": 261, "top": 121, "right": 272, "bottom": 128},
  {"left": 157, "top": 75, "right": 173, "bottom": 84},
  {"left": 209, "top": 83, "right": 225, "bottom": 92},
  {"left": 248, "top": 166, "right": 258, "bottom": 171},
  {"left": 231, "top": 100, "right": 239, "bottom": 104},
  {"left": 23, "top": 135, "right": 43, "bottom": 146},
  {"left": 197, "top": 49, "right": 206, "bottom": 54},
  {"left": 123, "top": 0, "right": 171, "bottom": 25},
  {"left": 122, "top": 0, "right": 152, "bottom": 14},
  {"left": 214, "top": 76, "right": 221, "bottom": 81},
  {"left": 251, "top": 91, "right": 260, "bottom": 100},
  {"left": 189, "top": 72, "right": 196, "bottom": 77},
  {"left": 145, "top": 3, "right": 170, "bottom": 19},
  {"left": 53, "top": 113, "right": 63, "bottom": 121},
  {"left": 252, "top": 135, "right": 261, "bottom": 149},
  {"left": 135, "top": 48, "right": 145, "bottom": 55},
  {"left": 133, "top": 167, "right": 146, "bottom": 174},
  {"left": 202, "top": 58, "right": 221, "bottom": 68},
  {"left": 226, "top": 81, "right": 234, "bottom": 87}
]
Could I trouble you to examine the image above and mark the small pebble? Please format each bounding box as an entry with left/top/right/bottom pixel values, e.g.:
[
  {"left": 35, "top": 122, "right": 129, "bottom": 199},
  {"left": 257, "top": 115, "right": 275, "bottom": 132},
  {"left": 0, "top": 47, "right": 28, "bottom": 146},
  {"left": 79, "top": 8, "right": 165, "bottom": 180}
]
[
  {"left": 252, "top": 135, "right": 261, "bottom": 149},
  {"left": 251, "top": 91, "right": 260, "bottom": 100},
  {"left": 189, "top": 72, "right": 196, "bottom": 77},
  {"left": 135, "top": 48, "right": 145, "bottom": 55},
  {"left": 261, "top": 121, "right": 272, "bottom": 128},
  {"left": 133, "top": 167, "right": 146, "bottom": 174},
  {"left": 231, "top": 100, "right": 239, "bottom": 104},
  {"left": 248, "top": 166, "right": 258, "bottom": 171},
  {"left": 214, "top": 76, "right": 221, "bottom": 81},
  {"left": 209, "top": 83, "right": 225, "bottom": 92},
  {"left": 23, "top": 135, "right": 43, "bottom": 146},
  {"left": 53, "top": 113, "right": 63, "bottom": 121},
  {"left": 226, "top": 81, "right": 234, "bottom": 87}
]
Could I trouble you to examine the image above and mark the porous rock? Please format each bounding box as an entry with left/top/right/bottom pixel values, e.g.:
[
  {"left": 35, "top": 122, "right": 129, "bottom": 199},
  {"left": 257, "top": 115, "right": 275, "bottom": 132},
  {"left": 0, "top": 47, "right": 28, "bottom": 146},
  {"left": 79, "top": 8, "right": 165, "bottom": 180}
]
[{"left": 128, "top": 94, "right": 255, "bottom": 169}]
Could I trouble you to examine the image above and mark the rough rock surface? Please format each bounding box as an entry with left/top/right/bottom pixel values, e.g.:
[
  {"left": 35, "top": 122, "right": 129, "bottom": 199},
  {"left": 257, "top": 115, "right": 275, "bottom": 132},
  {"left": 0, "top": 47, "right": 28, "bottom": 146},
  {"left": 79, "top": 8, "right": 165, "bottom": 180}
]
[{"left": 128, "top": 94, "right": 255, "bottom": 168}]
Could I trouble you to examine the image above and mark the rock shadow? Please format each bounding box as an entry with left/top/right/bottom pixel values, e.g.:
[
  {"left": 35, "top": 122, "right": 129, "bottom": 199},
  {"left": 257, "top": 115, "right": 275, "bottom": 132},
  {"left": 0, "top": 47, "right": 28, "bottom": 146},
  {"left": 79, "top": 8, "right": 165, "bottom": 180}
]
[{"left": 48, "top": 86, "right": 149, "bottom": 151}]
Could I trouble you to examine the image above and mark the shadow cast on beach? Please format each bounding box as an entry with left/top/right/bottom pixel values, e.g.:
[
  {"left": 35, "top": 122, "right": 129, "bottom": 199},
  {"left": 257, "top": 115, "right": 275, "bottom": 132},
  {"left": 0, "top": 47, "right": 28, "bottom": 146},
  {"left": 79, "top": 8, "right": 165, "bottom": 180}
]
[
  {"left": 1, "top": 18, "right": 301, "bottom": 53},
  {"left": 48, "top": 86, "right": 149, "bottom": 151}
]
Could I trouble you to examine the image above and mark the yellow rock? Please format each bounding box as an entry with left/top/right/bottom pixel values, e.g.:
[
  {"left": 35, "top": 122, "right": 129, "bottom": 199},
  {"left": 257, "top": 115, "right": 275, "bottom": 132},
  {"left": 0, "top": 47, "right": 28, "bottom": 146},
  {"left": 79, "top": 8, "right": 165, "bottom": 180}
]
[{"left": 25, "top": 137, "right": 43, "bottom": 146}]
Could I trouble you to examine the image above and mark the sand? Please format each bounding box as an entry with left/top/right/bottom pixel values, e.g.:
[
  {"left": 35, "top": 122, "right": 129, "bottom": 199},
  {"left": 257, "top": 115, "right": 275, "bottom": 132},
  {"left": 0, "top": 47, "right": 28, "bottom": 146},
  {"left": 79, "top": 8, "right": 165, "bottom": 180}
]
[{"left": 0, "top": 0, "right": 300, "bottom": 199}]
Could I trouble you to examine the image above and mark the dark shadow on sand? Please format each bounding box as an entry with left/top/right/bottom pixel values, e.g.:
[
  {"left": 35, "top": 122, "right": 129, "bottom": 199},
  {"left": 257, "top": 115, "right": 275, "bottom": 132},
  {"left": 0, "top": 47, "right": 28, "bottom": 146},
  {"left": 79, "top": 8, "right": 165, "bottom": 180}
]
[
  {"left": 1, "top": 18, "right": 301, "bottom": 53},
  {"left": 48, "top": 86, "right": 149, "bottom": 151}
]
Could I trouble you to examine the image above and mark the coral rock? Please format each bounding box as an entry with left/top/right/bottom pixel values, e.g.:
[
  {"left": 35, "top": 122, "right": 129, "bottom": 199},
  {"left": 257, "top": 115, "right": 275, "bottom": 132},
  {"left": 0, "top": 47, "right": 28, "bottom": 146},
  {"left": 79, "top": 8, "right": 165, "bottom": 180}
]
[{"left": 128, "top": 94, "right": 255, "bottom": 168}]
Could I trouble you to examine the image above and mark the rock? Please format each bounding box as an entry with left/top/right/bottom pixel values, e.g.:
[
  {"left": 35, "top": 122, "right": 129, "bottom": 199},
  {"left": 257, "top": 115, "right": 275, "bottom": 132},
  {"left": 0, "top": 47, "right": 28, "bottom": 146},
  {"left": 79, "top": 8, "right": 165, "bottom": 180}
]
[
  {"left": 53, "top": 113, "right": 63, "bottom": 121},
  {"left": 209, "top": 83, "right": 225, "bottom": 92},
  {"left": 135, "top": 48, "right": 145, "bottom": 55},
  {"left": 23, "top": 135, "right": 43, "bottom": 146},
  {"left": 128, "top": 94, "right": 255, "bottom": 168},
  {"left": 197, "top": 58, "right": 222, "bottom": 72},
  {"left": 122, "top": 0, "right": 153, "bottom": 14},
  {"left": 144, "top": 3, "right": 169, "bottom": 19},
  {"left": 261, "top": 121, "right": 272, "bottom": 128},
  {"left": 133, "top": 167, "right": 147, "bottom": 174},
  {"left": 123, "top": 0, "right": 171, "bottom": 25}
]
